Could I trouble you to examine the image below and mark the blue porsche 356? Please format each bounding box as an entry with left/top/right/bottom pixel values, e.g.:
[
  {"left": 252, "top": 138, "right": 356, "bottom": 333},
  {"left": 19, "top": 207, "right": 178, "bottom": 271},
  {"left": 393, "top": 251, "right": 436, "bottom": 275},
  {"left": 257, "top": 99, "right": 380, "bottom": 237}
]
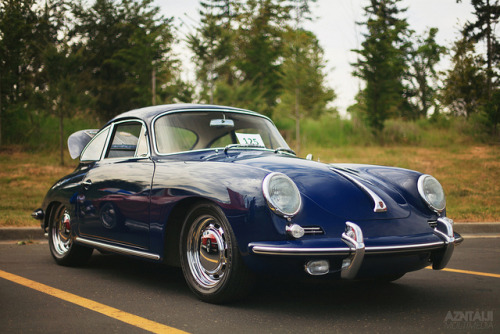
[{"left": 33, "top": 104, "right": 462, "bottom": 303}]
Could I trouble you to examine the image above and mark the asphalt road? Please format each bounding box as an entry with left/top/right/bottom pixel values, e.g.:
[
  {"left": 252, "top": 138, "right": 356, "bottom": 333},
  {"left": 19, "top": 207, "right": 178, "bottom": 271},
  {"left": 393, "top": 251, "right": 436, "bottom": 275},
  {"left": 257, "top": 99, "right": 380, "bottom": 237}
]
[{"left": 0, "top": 237, "right": 498, "bottom": 333}]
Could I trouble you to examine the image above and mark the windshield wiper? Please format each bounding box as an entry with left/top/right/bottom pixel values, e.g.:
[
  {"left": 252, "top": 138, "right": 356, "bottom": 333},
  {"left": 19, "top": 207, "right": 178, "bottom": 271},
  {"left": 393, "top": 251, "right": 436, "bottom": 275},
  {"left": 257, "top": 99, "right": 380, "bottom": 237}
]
[
  {"left": 224, "top": 144, "right": 266, "bottom": 153},
  {"left": 274, "top": 147, "right": 296, "bottom": 155}
]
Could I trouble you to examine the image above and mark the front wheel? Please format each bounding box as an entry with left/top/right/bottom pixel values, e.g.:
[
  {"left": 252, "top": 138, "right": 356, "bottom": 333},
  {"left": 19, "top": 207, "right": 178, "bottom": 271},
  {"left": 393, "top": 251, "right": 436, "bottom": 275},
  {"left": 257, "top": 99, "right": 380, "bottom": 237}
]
[
  {"left": 49, "top": 204, "right": 93, "bottom": 266},
  {"left": 179, "top": 202, "right": 254, "bottom": 303}
]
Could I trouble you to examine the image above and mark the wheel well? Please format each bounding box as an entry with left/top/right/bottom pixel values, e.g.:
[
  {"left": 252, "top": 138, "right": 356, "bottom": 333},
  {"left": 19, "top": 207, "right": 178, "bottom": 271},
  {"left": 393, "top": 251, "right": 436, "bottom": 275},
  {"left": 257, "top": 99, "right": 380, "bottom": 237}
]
[
  {"left": 43, "top": 202, "right": 61, "bottom": 232},
  {"left": 163, "top": 197, "right": 214, "bottom": 267}
]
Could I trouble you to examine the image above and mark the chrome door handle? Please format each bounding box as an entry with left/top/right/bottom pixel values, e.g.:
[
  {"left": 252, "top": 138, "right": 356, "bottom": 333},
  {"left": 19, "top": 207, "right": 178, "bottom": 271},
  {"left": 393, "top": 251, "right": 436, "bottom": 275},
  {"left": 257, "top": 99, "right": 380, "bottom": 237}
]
[{"left": 82, "top": 179, "right": 92, "bottom": 190}]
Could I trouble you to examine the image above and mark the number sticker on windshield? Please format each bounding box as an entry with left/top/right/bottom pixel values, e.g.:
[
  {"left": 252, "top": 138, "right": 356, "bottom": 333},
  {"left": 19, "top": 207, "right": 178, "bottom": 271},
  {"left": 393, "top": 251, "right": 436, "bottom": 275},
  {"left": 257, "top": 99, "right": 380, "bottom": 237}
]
[{"left": 236, "top": 133, "right": 265, "bottom": 147}]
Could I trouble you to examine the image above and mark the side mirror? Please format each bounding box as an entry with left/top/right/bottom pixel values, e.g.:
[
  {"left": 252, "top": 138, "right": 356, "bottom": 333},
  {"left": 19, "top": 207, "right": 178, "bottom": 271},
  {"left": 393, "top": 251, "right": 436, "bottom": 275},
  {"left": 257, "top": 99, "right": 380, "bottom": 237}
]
[{"left": 306, "top": 153, "right": 313, "bottom": 161}]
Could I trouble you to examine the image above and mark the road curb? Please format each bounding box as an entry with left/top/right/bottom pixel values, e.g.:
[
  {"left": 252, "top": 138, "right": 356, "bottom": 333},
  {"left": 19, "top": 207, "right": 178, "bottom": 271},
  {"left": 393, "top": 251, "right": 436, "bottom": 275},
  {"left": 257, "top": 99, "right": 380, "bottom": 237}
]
[
  {"left": 0, "top": 227, "right": 46, "bottom": 241},
  {"left": 453, "top": 223, "right": 500, "bottom": 235},
  {"left": 0, "top": 223, "right": 499, "bottom": 241}
]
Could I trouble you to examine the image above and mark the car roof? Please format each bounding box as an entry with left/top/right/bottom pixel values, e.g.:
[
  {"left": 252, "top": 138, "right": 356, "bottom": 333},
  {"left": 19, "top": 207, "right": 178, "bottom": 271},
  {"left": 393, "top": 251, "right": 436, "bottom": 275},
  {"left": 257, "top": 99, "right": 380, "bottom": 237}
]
[{"left": 107, "top": 104, "right": 263, "bottom": 125}]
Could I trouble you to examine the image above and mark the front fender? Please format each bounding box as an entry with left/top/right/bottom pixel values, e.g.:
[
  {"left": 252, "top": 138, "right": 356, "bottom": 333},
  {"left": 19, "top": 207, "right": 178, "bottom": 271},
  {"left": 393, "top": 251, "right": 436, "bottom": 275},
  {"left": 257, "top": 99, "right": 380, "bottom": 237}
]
[
  {"left": 39, "top": 164, "right": 90, "bottom": 231},
  {"left": 149, "top": 160, "right": 282, "bottom": 256}
]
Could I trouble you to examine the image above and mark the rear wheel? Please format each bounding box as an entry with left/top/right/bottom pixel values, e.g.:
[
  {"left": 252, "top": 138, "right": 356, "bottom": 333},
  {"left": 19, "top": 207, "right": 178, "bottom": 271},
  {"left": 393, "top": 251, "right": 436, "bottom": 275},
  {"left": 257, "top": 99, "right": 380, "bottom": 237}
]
[
  {"left": 180, "top": 202, "right": 254, "bottom": 303},
  {"left": 49, "top": 204, "right": 93, "bottom": 266}
]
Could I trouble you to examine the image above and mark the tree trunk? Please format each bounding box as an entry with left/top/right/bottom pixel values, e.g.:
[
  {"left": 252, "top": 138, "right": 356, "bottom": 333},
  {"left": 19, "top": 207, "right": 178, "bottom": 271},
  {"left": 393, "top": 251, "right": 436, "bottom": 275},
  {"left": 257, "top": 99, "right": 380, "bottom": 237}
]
[
  {"left": 59, "top": 113, "right": 64, "bottom": 166},
  {"left": 295, "top": 86, "right": 300, "bottom": 154},
  {"left": 486, "top": 0, "right": 492, "bottom": 101},
  {"left": 152, "top": 67, "right": 156, "bottom": 105},
  {"left": 0, "top": 71, "right": 2, "bottom": 148}
]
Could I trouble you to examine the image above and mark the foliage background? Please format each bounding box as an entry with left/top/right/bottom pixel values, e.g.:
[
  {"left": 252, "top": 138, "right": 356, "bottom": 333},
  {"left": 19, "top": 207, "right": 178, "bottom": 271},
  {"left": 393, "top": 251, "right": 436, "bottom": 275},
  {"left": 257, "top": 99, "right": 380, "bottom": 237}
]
[{"left": 0, "top": 0, "right": 498, "bottom": 224}]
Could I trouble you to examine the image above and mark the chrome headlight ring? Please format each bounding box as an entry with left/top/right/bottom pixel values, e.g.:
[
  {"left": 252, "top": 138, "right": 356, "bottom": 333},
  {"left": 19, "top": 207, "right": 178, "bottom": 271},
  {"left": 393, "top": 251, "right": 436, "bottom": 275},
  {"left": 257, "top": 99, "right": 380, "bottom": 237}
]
[
  {"left": 262, "top": 172, "right": 301, "bottom": 218},
  {"left": 417, "top": 174, "right": 446, "bottom": 213}
]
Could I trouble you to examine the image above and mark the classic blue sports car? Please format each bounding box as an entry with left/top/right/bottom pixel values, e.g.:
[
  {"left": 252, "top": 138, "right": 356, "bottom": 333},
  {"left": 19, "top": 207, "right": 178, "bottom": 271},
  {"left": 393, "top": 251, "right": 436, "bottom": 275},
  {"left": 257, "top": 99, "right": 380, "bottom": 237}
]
[{"left": 32, "top": 104, "right": 463, "bottom": 303}]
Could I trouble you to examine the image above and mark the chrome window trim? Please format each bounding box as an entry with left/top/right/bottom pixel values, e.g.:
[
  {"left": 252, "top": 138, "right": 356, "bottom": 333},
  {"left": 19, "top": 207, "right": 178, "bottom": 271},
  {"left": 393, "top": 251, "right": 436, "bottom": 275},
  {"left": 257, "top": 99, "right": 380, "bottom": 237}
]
[
  {"left": 80, "top": 125, "right": 112, "bottom": 162},
  {"left": 151, "top": 108, "right": 279, "bottom": 156},
  {"left": 103, "top": 119, "right": 151, "bottom": 161},
  {"left": 134, "top": 125, "right": 150, "bottom": 158},
  {"left": 153, "top": 147, "right": 280, "bottom": 158},
  {"left": 75, "top": 236, "right": 160, "bottom": 260}
]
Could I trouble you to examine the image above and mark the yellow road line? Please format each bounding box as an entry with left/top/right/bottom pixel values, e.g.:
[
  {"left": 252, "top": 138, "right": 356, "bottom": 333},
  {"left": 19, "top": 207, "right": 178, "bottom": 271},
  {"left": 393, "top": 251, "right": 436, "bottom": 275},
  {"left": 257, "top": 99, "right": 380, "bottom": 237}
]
[
  {"left": 200, "top": 249, "right": 219, "bottom": 264},
  {"left": 426, "top": 266, "right": 500, "bottom": 278},
  {"left": 0, "top": 269, "right": 188, "bottom": 334}
]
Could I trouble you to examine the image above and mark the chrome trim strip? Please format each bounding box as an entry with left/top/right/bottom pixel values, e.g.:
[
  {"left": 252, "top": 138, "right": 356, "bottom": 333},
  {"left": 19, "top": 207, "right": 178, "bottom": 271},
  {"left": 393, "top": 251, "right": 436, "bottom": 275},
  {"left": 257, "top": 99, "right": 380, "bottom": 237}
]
[
  {"left": 330, "top": 167, "right": 387, "bottom": 213},
  {"left": 249, "top": 241, "right": 445, "bottom": 256},
  {"left": 250, "top": 245, "right": 351, "bottom": 256},
  {"left": 75, "top": 237, "right": 160, "bottom": 261},
  {"left": 303, "top": 226, "right": 324, "bottom": 235},
  {"left": 365, "top": 241, "right": 444, "bottom": 254}
]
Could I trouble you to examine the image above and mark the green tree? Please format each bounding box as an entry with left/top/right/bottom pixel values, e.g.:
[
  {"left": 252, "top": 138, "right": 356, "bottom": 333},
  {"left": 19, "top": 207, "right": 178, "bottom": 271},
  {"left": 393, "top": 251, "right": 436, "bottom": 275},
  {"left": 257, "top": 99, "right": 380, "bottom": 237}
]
[
  {"left": 352, "top": 0, "right": 410, "bottom": 132},
  {"left": 406, "top": 28, "right": 446, "bottom": 119},
  {"left": 458, "top": 0, "right": 500, "bottom": 100},
  {"left": 277, "top": 0, "right": 321, "bottom": 152},
  {"left": 457, "top": 0, "right": 500, "bottom": 133},
  {"left": 71, "top": 0, "right": 179, "bottom": 120},
  {"left": 275, "top": 29, "right": 335, "bottom": 152},
  {"left": 235, "top": 0, "right": 292, "bottom": 115},
  {"left": 187, "top": 0, "right": 236, "bottom": 103},
  {"left": 44, "top": 45, "right": 87, "bottom": 165},
  {"left": 38, "top": 0, "right": 85, "bottom": 165},
  {"left": 189, "top": 0, "right": 297, "bottom": 116},
  {"left": 441, "top": 35, "right": 486, "bottom": 118},
  {"left": 0, "top": 0, "right": 43, "bottom": 146},
  {"left": 213, "top": 80, "right": 268, "bottom": 112}
]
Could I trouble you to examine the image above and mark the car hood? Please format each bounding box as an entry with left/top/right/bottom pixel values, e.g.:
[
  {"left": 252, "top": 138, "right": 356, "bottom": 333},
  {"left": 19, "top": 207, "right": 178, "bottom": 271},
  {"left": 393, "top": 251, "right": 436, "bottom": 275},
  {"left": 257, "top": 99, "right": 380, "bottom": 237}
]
[{"left": 225, "top": 153, "right": 411, "bottom": 221}]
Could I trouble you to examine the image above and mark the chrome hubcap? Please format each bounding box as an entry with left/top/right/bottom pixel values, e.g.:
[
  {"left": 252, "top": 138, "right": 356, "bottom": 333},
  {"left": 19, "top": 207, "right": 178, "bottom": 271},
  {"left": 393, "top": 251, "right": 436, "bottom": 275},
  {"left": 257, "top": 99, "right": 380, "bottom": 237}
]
[
  {"left": 52, "top": 208, "right": 72, "bottom": 255},
  {"left": 187, "top": 216, "right": 228, "bottom": 289}
]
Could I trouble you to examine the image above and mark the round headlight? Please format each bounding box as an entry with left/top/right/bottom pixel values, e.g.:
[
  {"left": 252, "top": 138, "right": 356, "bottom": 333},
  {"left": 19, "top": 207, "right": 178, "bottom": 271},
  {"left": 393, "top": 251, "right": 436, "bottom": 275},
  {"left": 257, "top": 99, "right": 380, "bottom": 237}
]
[
  {"left": 417, "top": 174, "right": 446, "bottom": 213},
  {"left": 262, "top": 172, "right": 301, "bottom": 218}
]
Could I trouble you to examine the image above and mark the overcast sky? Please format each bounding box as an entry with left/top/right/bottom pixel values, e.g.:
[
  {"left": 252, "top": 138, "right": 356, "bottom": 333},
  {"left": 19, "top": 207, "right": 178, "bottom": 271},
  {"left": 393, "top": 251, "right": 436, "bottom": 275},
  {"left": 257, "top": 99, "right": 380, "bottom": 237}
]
[{"left": 153, "top": 0, "right": 484, "bottom": 115}]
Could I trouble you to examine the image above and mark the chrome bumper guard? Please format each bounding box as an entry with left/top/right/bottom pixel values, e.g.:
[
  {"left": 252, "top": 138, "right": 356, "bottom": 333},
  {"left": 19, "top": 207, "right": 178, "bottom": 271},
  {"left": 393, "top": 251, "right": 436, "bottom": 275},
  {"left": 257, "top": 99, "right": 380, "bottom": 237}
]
[
  {"left": 249, "top": 218, "right": 462, "bottom": 279},
  {"left": 431, "top": 217, "right": 457, "bottom": 270},
  {"left": 340, "top": 222, "right": 365, "bottom": 279}
]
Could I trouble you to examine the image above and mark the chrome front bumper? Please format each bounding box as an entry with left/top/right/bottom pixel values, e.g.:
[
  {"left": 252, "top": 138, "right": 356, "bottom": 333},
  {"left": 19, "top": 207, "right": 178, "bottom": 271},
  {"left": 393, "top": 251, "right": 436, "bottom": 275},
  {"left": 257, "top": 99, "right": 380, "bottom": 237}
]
[{"left": 249, "top": 217, "right": 463, "bottom": 279}]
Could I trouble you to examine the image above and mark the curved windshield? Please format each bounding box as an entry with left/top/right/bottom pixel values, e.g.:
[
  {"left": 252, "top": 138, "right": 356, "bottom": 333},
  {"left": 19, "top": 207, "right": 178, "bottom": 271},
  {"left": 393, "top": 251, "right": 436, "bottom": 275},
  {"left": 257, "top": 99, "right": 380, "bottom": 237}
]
[{"left": 154, "top": 111, "right": 289, "bottom": 155}]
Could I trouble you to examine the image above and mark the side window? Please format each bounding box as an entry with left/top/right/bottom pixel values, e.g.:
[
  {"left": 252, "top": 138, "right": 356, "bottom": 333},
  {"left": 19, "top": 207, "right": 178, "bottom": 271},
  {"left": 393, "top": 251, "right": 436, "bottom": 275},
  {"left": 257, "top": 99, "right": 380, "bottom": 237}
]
[
  {"left": 135, "top": 126, "right": 149, "bottom": 157},
  {"left": 80, "top": 127, "right": 110, "bottom": 162},
  {"left": 105, "top": 122, "right": 144, "bottom": 159},
  {"left": 155, "top": 116, "right": 198, "bottom": 154}
]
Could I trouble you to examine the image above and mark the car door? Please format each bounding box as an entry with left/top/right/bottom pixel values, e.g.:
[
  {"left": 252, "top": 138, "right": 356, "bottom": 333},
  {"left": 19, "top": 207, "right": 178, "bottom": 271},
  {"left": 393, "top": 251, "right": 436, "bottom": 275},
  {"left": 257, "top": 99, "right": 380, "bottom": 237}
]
[{"left": 77, "top": 120, "right": 154, "bottom": 250}]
